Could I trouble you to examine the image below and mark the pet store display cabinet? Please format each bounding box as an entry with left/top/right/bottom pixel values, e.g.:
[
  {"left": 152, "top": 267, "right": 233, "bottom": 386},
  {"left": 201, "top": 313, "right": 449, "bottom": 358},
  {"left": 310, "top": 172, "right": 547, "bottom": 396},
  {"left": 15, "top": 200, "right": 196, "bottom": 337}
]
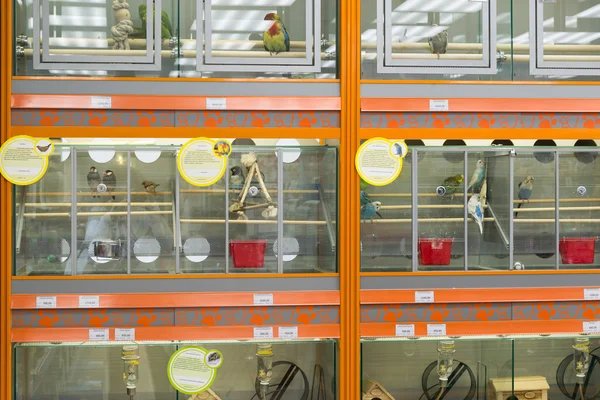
[
  {"left": 360, "top": 0, "right": 600, "bottom": 80},
  {"left": 14, "top": 339, "right": 337, "bottom": 400},
  {"left": 13, "top": 0, "right": 338, "bottom": 78},
  {"left": 13, "top": 140, "right": 337, "bottom": 276},
  {"left": 361, "top": 145, "right": 600, "bottom": 272},
  {"left": 362, "top": 334, "right": 600, "bottom": 400}
]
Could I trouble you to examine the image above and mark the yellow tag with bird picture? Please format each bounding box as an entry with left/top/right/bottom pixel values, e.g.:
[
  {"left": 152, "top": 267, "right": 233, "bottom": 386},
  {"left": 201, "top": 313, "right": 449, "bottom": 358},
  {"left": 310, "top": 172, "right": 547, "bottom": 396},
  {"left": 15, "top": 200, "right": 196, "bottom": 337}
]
[
  {"left": 178, "top": 138, "right": 229, "bottom": 187},
  {"left": 355, "top": 138, "right": 407, "bottom": 186},
  {"left": 0, "top": 135, "right": 52, "bottom": 186}
]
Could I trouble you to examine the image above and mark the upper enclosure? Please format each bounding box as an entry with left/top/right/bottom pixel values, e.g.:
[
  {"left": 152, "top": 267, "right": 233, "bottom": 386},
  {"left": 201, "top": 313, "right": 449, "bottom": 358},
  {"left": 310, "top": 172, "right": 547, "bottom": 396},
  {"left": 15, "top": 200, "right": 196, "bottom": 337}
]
[
  {"left": 361, "top": 0, "right": 600, "bottom": 80},
  {"left": 13, "top": 0, "right": 338, "bottom": 78}
]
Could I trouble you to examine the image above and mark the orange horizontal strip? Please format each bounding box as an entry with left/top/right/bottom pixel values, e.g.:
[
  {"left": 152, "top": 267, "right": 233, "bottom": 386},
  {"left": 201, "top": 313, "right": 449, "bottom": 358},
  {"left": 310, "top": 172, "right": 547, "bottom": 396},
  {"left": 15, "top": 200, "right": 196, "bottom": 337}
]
[
  {"left": 11, "top": 95, "right": 341, "bottom": 111},
  {"left": 361, "top": 320, "right": 589, "bottom": 337},
  {"left": 362, "top": 270, "right": 600, "bottom": 277},
  {"left": 360, "top": 287, "right": 596, "bottom": 305},
  {"left": 360, "top": 128, "right": 599, "bottom": 140},
  {"left": 361, "top": 98, "right": 600, "bottom": 113},
  {"left": 361, "top": 79, "right": 600, "bottom": 86},
  {"left": 11, "top": 324, "right": 340, "bottom": 342},
  {"left": 13, "top": 273, "right": 338, "bottom": 280},
  {"left": 12, "top": 290, "right": 340, "bottom": 309},
  {"left": 14, "top": 76, "right": 340, "bottom": 84}
]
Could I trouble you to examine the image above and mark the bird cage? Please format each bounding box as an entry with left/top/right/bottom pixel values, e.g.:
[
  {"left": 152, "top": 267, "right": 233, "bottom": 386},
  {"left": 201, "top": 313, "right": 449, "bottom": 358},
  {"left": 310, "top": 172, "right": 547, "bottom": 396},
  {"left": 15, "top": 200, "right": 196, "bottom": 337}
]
[{"left": 375, "top": 0, "right": 497, "bottom": 75}]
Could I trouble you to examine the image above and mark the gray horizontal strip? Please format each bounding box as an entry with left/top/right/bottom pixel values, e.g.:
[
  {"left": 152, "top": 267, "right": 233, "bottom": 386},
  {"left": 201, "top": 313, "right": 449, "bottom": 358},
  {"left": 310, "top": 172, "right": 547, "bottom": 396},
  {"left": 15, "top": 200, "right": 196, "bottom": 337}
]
[
  {"left": 12, "top": 80, "right": 340, "bottom": 97},
  {"left": 361, "top": 83, "right": 600, "bottom": 99},
  {"left": 12, "top": 277, "right": 339, "bottom": 294},
  {"left": 361, "top": 274, "right": 600, "bottom": 290}
]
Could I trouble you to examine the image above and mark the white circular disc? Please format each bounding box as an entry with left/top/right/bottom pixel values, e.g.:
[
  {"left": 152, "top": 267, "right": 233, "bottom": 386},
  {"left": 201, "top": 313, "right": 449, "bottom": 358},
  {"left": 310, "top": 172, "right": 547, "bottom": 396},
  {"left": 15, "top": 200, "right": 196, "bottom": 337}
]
[
  {"left": 89, "top": 138, "right": 116, "bottom": 164},
  {"left": 275, "top": 139, "right": 302, "bottom": 163},
  {"left": 134, "top": 150, "right": 162, "bottom": 164},
  {"left": 273, "top": 237, "right": 300, "bottom": 262},
  {"left": 133, "top": 237, "right": 161, "bottom": 264},
  {"left": 183, "top": 237, "right": 211, "bottom": 263}
]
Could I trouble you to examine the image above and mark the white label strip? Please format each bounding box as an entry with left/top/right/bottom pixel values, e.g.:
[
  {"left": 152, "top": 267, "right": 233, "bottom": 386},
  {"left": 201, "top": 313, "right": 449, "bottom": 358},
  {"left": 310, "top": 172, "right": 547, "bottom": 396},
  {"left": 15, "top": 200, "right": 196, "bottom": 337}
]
[
  {"left": 415, "top": 291, "right": 435, "bottom": 303},
  {"left": 254, "top": 327, "right": 274, "bottom": 339},
  {"left": 584, "top": 288, "right": 600, "bottom": 301},
  {"left": 115, "top": 328, "right": 136, "bottom": 341},
  {"left": 36, "top": 296, "right": 57, "bottom": 309},
  {"left": 206, "top": 98, "right": 227, "bottom": 110},
  {"left": 90, "top": 96, "right": 112, "bottom": 109},
  {"left": 278, "top": 326, "right": 299, "bottom": 339},
  {"left": 427, "top": 324, "right": 447, "bottom": 336},
  {"left": 395, "top": 324, "right": 415, "bottom": 337},
  {"left": 89, "top": 328, "right": 109, "bottom": 341},
  {"left": 429, "top": 99, "right": 449, "bottom": 111},
  {"left": 254, "top": 294, "right": 274, "bottom": 306},
  {"left": 583, "top": 321, "right": 600, "bottom": 333},
  {"left": 79, "top": 295, "right": 100, "bottom": 308}
]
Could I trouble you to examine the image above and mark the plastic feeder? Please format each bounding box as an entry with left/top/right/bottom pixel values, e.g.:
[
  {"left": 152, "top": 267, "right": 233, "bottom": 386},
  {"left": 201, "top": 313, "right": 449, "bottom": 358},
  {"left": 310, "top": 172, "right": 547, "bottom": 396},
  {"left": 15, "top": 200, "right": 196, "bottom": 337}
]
[
  {"left": 229, "top": 240, "right": 267, "bottom": 268},
  {"left": 559, "top": 238, "right": 596, "bottom": 265},
  {"left": 419, "top": 238, "right": 454, "bottom": 266}
]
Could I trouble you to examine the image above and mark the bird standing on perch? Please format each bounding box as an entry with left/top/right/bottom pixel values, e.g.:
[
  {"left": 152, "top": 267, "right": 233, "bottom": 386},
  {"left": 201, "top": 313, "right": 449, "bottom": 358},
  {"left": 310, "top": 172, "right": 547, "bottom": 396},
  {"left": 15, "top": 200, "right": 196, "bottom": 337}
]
[
  {"left": 230, "top": 166, "right": 245, "bottom": 186},
  {"left": 263, "top": 13, "right": 290, "bottom": 55},
  {"left": 360, "top": 190, "right": 373, "bottom": 206},
  {"left": 468, "top": 193, "right": 484, "bottom": 235},
  {"left": 103, "top": 170, "right": 117, "bottom": 200},
  {"left": 142, "top": 180, "right": 160, "bottom": 194},
  {"left": 440, "top": 174, "right": 464, "bottom": 199},
  {"left": 428, "top": 26, "right": 448, "bottom": 60},
  {"left": 87, "top": 167, "right": 101, "bottom": 198},
  {"left": 138, "top": 4, "right": 173, "bottom": 39},
  {"left": 515, "top": 176, "right": 534, "bottom": 217},
  {"left": 467, "top": 159, "right": 485, "bottom": 193},
  {"left": 361, "top": 201, "right": 382, "bottom": 222}
]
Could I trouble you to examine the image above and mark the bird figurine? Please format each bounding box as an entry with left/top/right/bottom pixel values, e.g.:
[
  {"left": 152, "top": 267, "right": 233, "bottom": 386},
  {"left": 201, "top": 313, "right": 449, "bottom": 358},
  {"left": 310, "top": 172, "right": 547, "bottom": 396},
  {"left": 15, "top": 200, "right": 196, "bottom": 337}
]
[
  {"left": 87, "top": 166, "right": 101, "bottom": 198},
  {"left": 361, "top": 201, "right": 382, "bottom": 222},
  {"left": 440, "top": 174, "right": 464, "bottom": 199},
  {"left": 263, "top": 13, "right": 290, "bottom": 55},
  {"left": 360, "top": 190, "right": 373, "bottom": 206},
  {"left": 428, "top": 25, "right": 448, "bottom": 60},
  {"left": 466, "top": 159, "right": 485, "bottom": 193},
  {"left": 142, "top": 180, "right": 160, "bottom": 194},
  {"left": 468, "top": 193, "right": 484, "bottom": 235},
  {"left": 138, "top": 4, "right": 172, "bottom": 39},
  {"left": 230, "top": 166, "right": 245, "bottom": 186},
  {"left": 515, "top": 176, "right": 534, "bottom": 217},
  {"left": 102, "top": 170, "right": 117, "bottom": 200}
]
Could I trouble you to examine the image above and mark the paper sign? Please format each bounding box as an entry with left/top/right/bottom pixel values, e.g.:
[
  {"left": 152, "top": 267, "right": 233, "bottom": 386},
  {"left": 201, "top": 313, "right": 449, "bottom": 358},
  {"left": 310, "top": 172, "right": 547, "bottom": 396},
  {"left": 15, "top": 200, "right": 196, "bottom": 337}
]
[
  {"left": 206, "top": 98, "right": 227, "bottom": 110},
  {"left": 415, "top": 291, "right": 435, "bottom": 303},
  {"left": 254, "top": 327, "right": 274, "bottom": 339},
  {"left": 115, "top": 328, "right": 136, "bottom": 341},
  {"left": 355, "top": 138, "right": 407, "bottom": 187},
  {"left": 254, "top": 294, "right": 274, "bottom": 306},
  {"left": 91, "top": 96, "right": 112, "bottom": 109},
  {"left": 395, "top": 324, "right": 415, "bottom": 337},
  {"left": 79, "top": 295, "right": 100, "bottom": 308},
  {"left": 177, "top": 138, "right": 228, "bottom": 187},
  {"left": 584, "top": 288, "right": 600, "bottom": 301},
  {"left": 168, "top": 347, "right": 218, "bottom": 394},
  {"left": 0, "top": 135, "right": 50, "bottom": 186},
  {"left": 89, "top": 328, "right": 109, "bottom": 341},
  {"left": 278, "top": 326, "right": 298, "bottom": 339},
  {"left": 427, "top": 324, "right": 447, "bottom": 336},
  {"left": 430, "top": 100, "right": 449, "bottom": 111},
  {"left": 36, "top": 296, "right": 57, "bottom": 309},
  {"left": 583, "top": 321, "right": 600, "bottom": 333}
]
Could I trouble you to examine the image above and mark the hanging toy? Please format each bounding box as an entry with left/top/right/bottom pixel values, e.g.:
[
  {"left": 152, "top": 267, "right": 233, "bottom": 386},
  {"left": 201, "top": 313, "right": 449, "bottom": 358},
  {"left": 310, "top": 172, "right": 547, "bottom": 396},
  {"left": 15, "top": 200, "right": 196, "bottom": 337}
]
[{"left": 112, "top": 0, "right": 134, "bottom": 51}]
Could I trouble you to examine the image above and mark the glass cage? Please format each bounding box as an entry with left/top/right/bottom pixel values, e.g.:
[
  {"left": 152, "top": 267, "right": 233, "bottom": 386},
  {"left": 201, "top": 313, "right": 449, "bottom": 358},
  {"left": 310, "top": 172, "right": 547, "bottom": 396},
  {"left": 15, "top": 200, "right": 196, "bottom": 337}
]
[
  {"left": 13, "top": 139, "right": 338, "bottom": 276},
  {"left": 13, "top": 0, "right": 338, "bottom": 78},
  {"left": 14, "top": 339, "right": 338, "bottom": 400},
  {"left": 360, "top": 145, "right": 600, "bottom": 272}
]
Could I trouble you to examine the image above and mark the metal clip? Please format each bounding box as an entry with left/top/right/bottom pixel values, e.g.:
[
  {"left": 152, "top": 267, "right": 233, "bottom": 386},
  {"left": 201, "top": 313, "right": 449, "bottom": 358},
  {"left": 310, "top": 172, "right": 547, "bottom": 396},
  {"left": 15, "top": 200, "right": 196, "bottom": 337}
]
[
  {"left": 324, "top": 51, "right": 336, "bottom": 61},
  {"left": 171, "top": 48, "right": 184, "bottom": 59},
  {"left": 169, "top": 36, "right": 180, "bottom": 49},
  {"left": 320, "top": 35, "right": 329, "bottom": 49},
  {"left": 15, "top": 46, "right": 25, "bottom": 60},
  {"left": 510, "top": 149, "right": 517, "bottom": 157},
  {"left": 496, "top": 51, "right": 507, "bottom": 65},
  {"left": 17, "top": 34, "right": 29, "bottom": 47}
]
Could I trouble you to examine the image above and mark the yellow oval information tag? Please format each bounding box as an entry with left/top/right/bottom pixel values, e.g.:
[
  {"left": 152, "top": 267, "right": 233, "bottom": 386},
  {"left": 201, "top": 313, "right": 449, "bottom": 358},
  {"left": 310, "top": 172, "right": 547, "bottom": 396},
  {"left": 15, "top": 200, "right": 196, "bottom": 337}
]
[
  {"left": 355, "top": 138, "right": 407, "bottom": 186},
  {"left": 177, "top": 138, "right": 230, "bottom": 187},
  {"left": 0, "top": 135, "right": 52, "bottom": 186},
  {"left": 167, "top": 347, "right": 222, "bottom": 394}
]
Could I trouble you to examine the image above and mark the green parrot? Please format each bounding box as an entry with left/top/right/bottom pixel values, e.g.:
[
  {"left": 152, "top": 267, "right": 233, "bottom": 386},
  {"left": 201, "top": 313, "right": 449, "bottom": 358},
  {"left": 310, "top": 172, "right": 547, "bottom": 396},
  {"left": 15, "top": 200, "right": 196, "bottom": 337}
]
[
  {"left": 439, "top": 174, "right": 464, "bottom": 199},
  {"left": 137, "top": 4, "right": 173, "bottom": 40},
  {"left": 360, "top": 177, "right": 370, "bottom": 191}
]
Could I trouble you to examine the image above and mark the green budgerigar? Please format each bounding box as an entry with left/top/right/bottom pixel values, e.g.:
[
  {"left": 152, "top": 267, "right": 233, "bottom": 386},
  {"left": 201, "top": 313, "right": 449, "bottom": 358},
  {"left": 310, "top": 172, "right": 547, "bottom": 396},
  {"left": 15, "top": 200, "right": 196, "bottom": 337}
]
[
  {"left": 440, "top": 174, "right": 464, "bottom": 199},
  {"left": 138, "top": 4, "right": 173, "bottom": 40}
]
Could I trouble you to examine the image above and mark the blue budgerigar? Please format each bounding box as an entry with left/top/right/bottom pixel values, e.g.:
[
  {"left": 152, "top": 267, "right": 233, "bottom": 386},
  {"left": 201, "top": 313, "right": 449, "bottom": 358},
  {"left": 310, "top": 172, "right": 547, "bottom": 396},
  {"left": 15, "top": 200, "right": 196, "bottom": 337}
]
[
  {"left": 360, "top": 190, "right": 372, "bottom": 206},
  {"left": 263, "top": 13, "right": 290, "bottom": 55},
  {"left": 468, "top": 193, "right": 484, "bottom": 234},
  {"left": 466, "top": 159, "right": 485, "bottom": 193},
  {"left": 361, "top": 201, "right": 382, "bottom": 222},
  {"left": 515, "top": 176, "right": 534, "bottom": 218}
]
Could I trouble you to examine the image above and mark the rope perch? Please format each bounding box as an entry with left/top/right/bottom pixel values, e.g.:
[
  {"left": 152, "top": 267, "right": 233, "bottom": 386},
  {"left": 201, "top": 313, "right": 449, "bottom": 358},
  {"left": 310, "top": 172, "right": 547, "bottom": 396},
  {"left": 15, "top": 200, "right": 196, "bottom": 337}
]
[{"left": 112, "top": 0, "right": 134, "bottom": 51}]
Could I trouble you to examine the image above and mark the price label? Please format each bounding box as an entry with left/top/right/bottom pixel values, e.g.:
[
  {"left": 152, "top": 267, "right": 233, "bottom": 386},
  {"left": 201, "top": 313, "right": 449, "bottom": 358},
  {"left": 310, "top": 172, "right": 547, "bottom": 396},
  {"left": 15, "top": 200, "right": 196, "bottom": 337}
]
[
  {"left": 415, "top": 291, "right": 435, "bottom": 303},
  {"left": 91, "top": 96, "right": 112, "bottom": 109},
  {"left": 79, "top": 296, "right": 100, "bottom": 308},
  {"left": 583, "top": 321, "right": 600, "bottom": 333},
  {"left": 89, "top": 328, "right": 109, "bottom": 341},
  {"left": 427, "top": 324, "right": 447, "bottom": 336},
  {"left": 278, "top": 326, "right": 298, "bottom": 339},
  {"left": 254, "top": 294, "right": 274, "bottom": 306},
  {"left": 395, "top": 324, "right": 415, "bottom": 337},
  {"left": 584, "top": 288, "right": 600, "bottom": 301},
  {"left": 206, "top": 98, "right": 227, "bottom": 110},
  {"left": 115, "top": 328, "right": 136, "bottom": 341},
  {"left": 429, "top": 100, "right": 449, "bottom": 112},
  {"left": 254, "top": 327, "right": 274, "bottom": 339},
  {"left": 36, "top": 296, "right": 57, "bottom": 308}
]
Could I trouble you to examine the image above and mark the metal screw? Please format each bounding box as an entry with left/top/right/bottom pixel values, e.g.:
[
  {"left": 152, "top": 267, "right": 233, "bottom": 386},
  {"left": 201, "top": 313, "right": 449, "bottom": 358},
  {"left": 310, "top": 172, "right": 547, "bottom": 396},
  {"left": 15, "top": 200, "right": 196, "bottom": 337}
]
[
  {"left": 577, "top": 186, "right": 587, "bottom": 196},
  {"left": 249, "top": 186, "right": 259, "bottom": 197}
]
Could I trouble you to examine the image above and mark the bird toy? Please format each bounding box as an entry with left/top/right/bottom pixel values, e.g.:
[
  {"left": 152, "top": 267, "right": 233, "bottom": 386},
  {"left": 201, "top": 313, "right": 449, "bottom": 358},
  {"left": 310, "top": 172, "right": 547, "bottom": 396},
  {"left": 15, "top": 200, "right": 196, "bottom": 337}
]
[
  {"left": 229, "top": 153, "right": 278, "bottom": 220},
  {"left": 111, "top": 0, "right": 134, "bottom": 51}
]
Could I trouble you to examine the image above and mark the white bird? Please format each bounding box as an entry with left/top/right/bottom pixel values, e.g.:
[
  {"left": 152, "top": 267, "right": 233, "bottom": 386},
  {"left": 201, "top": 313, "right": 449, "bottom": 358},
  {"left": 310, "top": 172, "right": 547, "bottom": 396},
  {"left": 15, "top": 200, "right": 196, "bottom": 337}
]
[
  {"left": 466, "top": 159, "right": 485, "bottom": 193},
  {"left": 468, "top": 193, "right": 484, "bottom": 235}
]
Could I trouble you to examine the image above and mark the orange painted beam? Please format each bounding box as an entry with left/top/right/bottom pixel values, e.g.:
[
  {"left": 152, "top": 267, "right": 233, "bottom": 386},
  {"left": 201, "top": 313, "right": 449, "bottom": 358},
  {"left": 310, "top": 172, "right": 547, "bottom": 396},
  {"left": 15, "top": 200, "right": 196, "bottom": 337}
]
[
  {"left": 11, "top": 324, "right": 340, "bottom": 342},
  {"left": 361, "top": 320, "right": 591, "bottom": 337},
  {"left": 360, "top": 287, "right": 599, "bottom": 305},
  {"left": 11, "top": 95, "right": 341, "bottom": 111},
  {"left": 12, "top": 291, "right": 341, "bottom": 309},
  {"left": 361, "top": 98, "right": 600, "bottom": 113},
  {"left": 13, "top": 273, "right": 339, "bottom": 280},
  {"left": 360, "top": 128, "right": 600, "bottom": 140}
]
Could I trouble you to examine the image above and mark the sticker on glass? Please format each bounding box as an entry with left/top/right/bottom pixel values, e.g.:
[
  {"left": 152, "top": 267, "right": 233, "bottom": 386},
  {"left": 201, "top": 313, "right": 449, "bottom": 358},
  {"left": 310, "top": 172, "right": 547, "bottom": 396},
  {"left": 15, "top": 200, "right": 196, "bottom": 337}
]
[
  {"left": 168, "top": 347, "right": 220, "bottom": 394},
  {"left": 355, "top": 138, "right": 407, "bottom": 187},
  {"left": 178, "top": 138, "right": 228, "bottom": 187},
  {"left": 0, "top": 135, "right": 50, "bottom": 186}
]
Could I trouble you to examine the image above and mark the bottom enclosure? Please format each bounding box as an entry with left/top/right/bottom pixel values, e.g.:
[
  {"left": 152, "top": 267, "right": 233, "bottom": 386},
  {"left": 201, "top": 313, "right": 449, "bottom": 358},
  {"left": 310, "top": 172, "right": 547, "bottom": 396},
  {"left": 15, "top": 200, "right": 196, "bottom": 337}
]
[
  {"left": 361, "top": 335, "right": 600, "bottom": 400},
  {"left": 14, "top": 340, "right": 337, "bottom": 400}
]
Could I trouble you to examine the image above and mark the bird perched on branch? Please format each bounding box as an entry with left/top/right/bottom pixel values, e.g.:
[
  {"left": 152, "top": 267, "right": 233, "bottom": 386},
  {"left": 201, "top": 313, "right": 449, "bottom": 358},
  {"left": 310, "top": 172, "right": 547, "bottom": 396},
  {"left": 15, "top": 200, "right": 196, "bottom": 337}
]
[
  {"left": 87, "top": 166, "right": 101, "bottom": 198},
  {"left": 138, "top": 4, "right": 172, "bottom": 39},
  {"left": 263, "top": 13, "right": 290, "bottom": 55},
  {"left": 467, "top": 159, "right": 485, "bottom": 193},
  {"left": 440, "top": 174, "right": 464, "bottom": 199},
  {"left": 515, "top": 176, "right": 534, "bottom": 217},
  {"left": 428, "top": 25, "right": 448, "bottom": 60},
  {"left": 142, "top": 180, "right": 159, "bottom": 194},
  {"left": 361, "top": 201, "right": 382, "bottom": 222},
  {"left": 103, "top": 170, "right": 117, "bottom": 200},
  {"left": 468, "top": 193, "right": 484, "bottom": 235}
]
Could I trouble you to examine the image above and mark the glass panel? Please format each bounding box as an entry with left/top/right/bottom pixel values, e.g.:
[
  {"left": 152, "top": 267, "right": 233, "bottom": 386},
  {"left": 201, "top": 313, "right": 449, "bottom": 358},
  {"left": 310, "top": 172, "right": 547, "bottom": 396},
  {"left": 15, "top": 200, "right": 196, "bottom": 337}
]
[
  {"left": 559, "top": 150, "right": 600, "bottom": 269},
  {"left": 361, "top": 338, "right": 514, "bottom": 399},
  {"left": 513, "top": 150, "right": 557, "bottom": 270},
  {"left": 360, "top": 149, "right": 412, "bottom": 272},
  {"left": 417, "top": 150, "right": 465, "bottom": 271},
  {"left": 14, "top": 150, "right": 73, "bottom": 276}
]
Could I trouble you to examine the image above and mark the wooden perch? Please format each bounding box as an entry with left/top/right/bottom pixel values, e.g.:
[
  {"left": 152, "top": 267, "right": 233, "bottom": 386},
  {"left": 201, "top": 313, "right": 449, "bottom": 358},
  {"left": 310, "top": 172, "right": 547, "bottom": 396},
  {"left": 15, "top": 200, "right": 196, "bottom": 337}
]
[{"left": 180, "top": 219, "right": 326, "bottom": 225}]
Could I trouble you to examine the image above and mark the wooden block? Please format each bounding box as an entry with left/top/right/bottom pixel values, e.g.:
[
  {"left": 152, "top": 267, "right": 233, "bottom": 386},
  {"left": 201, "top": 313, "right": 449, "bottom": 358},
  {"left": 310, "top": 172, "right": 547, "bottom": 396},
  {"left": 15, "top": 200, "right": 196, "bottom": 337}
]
[
  {"left": 489, "top": 376, "right": 550, "bottom": 400},
  {"left": 189, "top": 389, "right": 222, "bottom": 400},
  {"left": 362, "top": 378, "right": 395, "bottom": 400}
]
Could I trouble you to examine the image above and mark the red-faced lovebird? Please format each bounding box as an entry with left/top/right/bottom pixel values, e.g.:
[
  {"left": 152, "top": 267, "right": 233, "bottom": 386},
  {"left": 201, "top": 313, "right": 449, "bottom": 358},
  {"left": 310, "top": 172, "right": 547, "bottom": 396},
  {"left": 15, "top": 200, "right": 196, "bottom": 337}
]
[{"left": 263, "top": 13, "right": 290, "bottom": 55}]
